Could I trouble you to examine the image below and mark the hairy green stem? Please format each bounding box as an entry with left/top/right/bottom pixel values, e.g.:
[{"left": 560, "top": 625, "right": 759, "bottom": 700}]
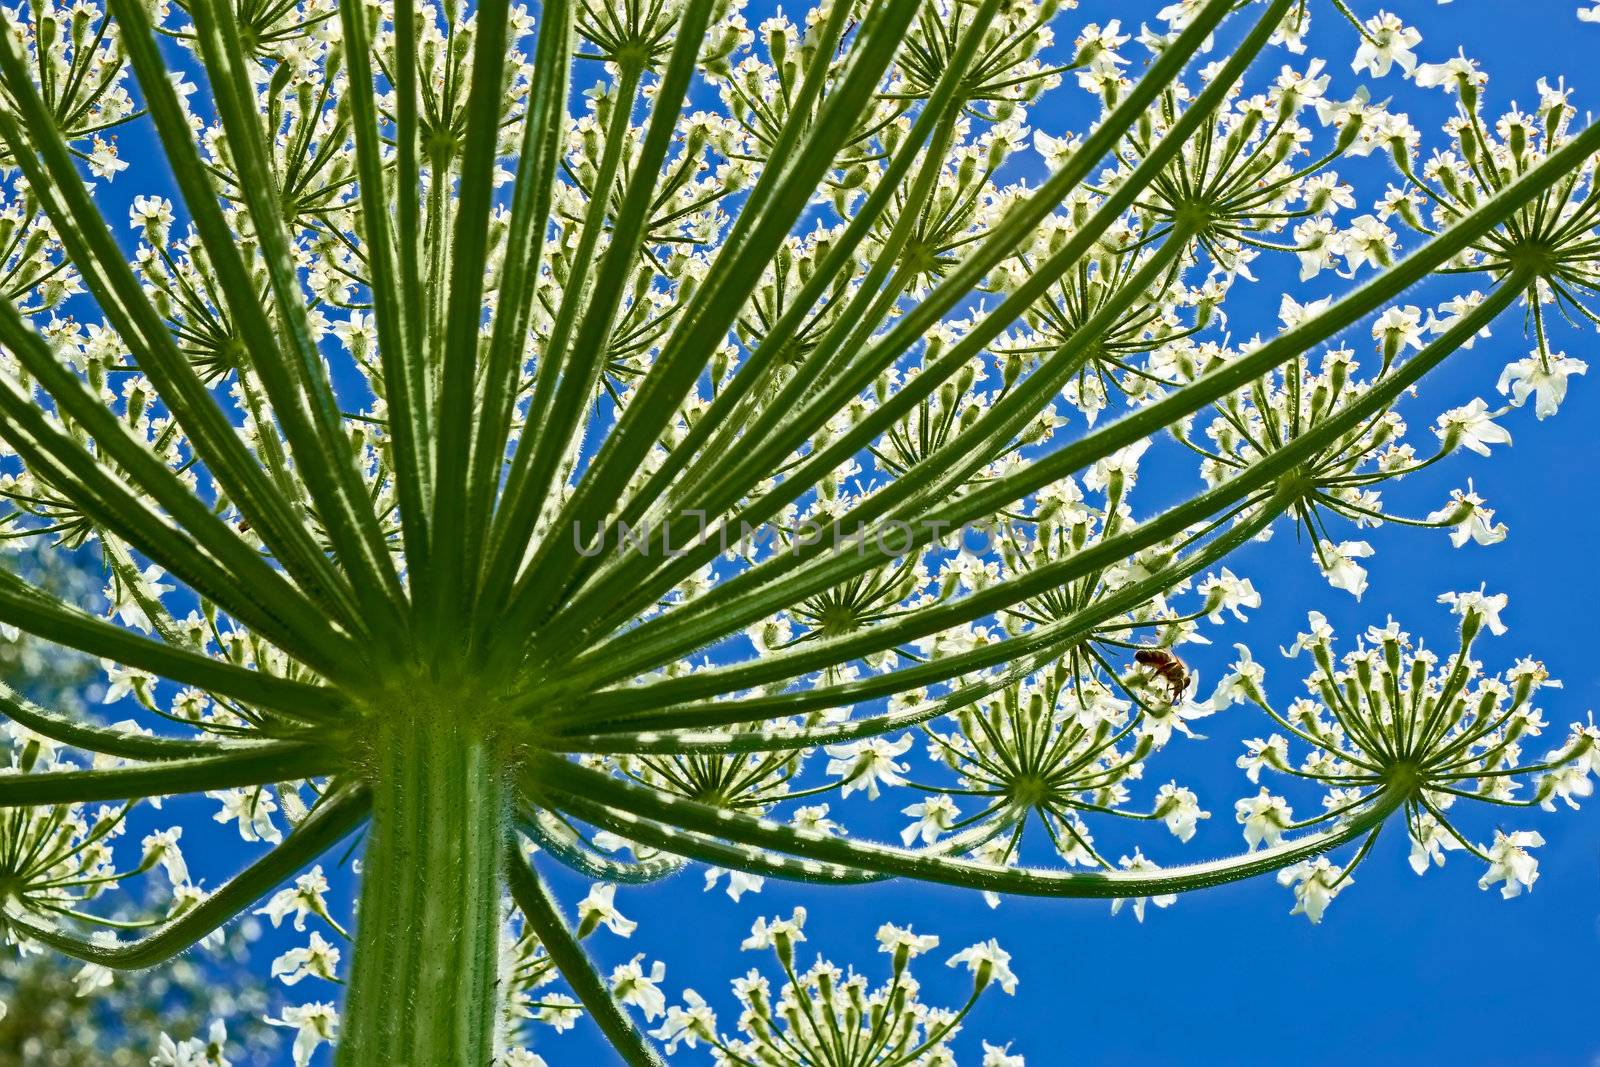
[
  {"left": 0, "top": 683, "right": 263, "bottom": 761},
  {"left": 0, "top": 565, "right": 344, "bottom": 721},
  {"left": 0, "top": 743, "right": 330, "bottom": 806},
  {"left": 339, "top": 715, "right": 510, "bottom": 1067},
  {"left": 517, "top": 806, "right": 688, "bottom": 885},
  {"left": 529, "top": 782, "right": 891, "bottom": 887},
  {"left": 337, "top": 0, "right": 434, "bottom": 587}
]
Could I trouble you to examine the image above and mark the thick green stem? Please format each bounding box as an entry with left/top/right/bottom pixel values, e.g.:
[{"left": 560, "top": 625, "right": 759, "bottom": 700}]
[
  {"left": 339, "top": 715, "right": 510, "bottom": 1067},
  {"left": 0, "top": 743, "right": 331, "bottom": 806}
]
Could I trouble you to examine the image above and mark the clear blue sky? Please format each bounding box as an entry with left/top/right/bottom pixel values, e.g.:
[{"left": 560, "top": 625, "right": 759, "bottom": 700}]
[{"left": 118, "top": 3, "right": 1599, "bottom": 1064}]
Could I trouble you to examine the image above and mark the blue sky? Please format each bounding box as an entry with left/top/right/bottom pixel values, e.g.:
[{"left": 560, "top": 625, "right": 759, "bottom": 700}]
[{"left": 67, "top": 2, "right": 1600, "bottom": 1064}]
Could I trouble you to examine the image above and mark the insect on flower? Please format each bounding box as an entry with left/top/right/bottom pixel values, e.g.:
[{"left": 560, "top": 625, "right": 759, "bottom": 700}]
[{"left": 1134, "top": 647, "right": 1192, "bottom": 705}]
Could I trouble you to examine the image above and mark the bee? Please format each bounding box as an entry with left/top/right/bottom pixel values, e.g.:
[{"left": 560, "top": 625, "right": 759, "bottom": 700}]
[{"left": 1133, "top": 648, "right": 1191, "bottom": 706}]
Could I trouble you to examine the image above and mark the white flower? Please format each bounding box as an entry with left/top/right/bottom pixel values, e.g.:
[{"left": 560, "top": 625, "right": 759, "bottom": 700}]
[
  {"left": 1336, "top": 215, "right": 1395, "bottom": 274},
  {"left": 610, "top": 955, "right": 668, "bottom": 1021},
  {"left": 1277, "top": 858, "right": 1349, "bottom": 923},
  {"left": 590, "top": 830, "right": 643, "bottom": 856},
  {"left": 1033, "top": 129, "right": 1078, "bottom": 167},
  {"left": 703, "top": 867, "right": 765, "bottom": 901},
  {"left": 742, "top": 907, "right": 807, "bottom": 952},
  {"left": 1508, "top": 658, "right": 1562, "bottom": 697},
  {"left": 129, "top": 195, "right": 175, "bottom": 233},
  {"left": 1497, "top": 351, "right": 1587, "bottom": 419},
  {"left": 332, "top": 310, "right": 376, "bottom": 359},
  {"left": 535, "top": 994, "right": 581, "bottom": 1031},
  {"left": 946, "top": 939, "right": 1018, "bottom": 994},
  {"left": 1437, "top": 587, "right": 1509, "bottom": 637},
  {"left": 501, "top": 1052, "right": 549, "bottom": 1067},
  {"left": 166, "top": 71, "right": 198, "bottom": 99},
  {"left": 110, "top": 564, "right": 174, "bottom": 633},
  {"left": 1408, "top": 812, "right": 1465, "bottom": 874},
  {"left": 1413, "top": 51, "right": 1483, "bottom": 93},
  {"left": 73, "top": 961, "right": 114, "bottom": 997},
  {"left": 1152, "top": 783, "right": 1209, "bottom": 842},
  {"left": 141, "top": 827, "right": 189, "bottom": 887},
  {"left": 87, "top": 136, "right": 128, "bottom": 180},
  {"left": 1425, "top": 484, "right": 1507, "bottom": 548},
  {"left": 876, "top": 923, "right": 940, "bottom": 961},
  {"left": 1478, "top": 830, "right": 1545, "bottom": 898},
  {"left": 1235, "top": 788, "right": 1294, "bottom": 850},
  {"left": 1352, "top": 14, "right": 1421, "bottom": 78},
  {"left": 983, "top": 1042, "right": 1027, "bottom": 1067},
  {"left": 151, "top": 1021, "right": 231, "bottom": 1067},
  {"left": 207, "top": 788, "right": 282, "bottom": 844},
  {"left": 577, "top": 883, "right": 637, "bottom": 938},
  {"left": 271, "top": 931, "right": 341, "bottom": 986},
  {"left": 900, "top": 795, "right": 960, "bottom": 845},
  {"left": 1196, "top": 568, "right": 1260, "bottom": 623},
  {"left": 790, "top": 804, "right": 843, "bottom": 836},
  {"left": 1315, "top": 539, "right": 1373, "bottom": 599},
  {"left": 1073, "top": 20, "right": 1130, "bottom": 75},
  {"left": 169, "top": 884, "right": 224, "bottom": 950},
  {"left": 1109, "top": 850, "right": 1177, "bottom": 922},
  {"left": 1279, "top": 293, "right": 1333, "bottom": 331},
  {"left": 254, "top": 867, "right": 331, "bottom": 932},
  {"left": 649, "top": 990, "right": 716, "bottom": 1054},
  {"left": 150, "top": 1034, "right": 194, "bottom": 1067},
  {"left": 265, "top": 1003, "right": 339, "bottom": 1067},
  {"left": 1209, "top": 644, "right": 1266, "bottom": 710},
  {"left": 823, "top": 735, "right": 913, "bottom": 799},
  {"left": 102, "top": 662, "right": 154, "bottom": 706},
  {"left": 1084, "top": 439, "right": 1150, "bottom": 493},
  {"left": 1424, "top": 292, "right": 1493, "bottom": 348},
  {"left": 1538, "top": 761, "right": 1593, "bottom": 811},
  {"left": 1435, "top": 399, "right": 1510, "bottom": 456},
  {"left": 1138, "top": 691, "right": 1215, "bottom": 749},
  {"left": 1236, "top": 736, "right": 1289, "bottom": 784},
  {"left": 1582, "top": 4, "right": 1600, "bottom": 22},
  {"left": 1371, "top": 305, "right": 1425, "bottom": 354},
  {"left": 1292, "top": 217, "right": 1340, "bottom": 279}
]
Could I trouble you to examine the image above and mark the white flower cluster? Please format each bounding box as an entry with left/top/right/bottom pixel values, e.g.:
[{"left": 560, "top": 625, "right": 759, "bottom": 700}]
[
  {"left": 1219, "top": 593, "right": 1595, "bottom": 922},
  {"left": 651, "top": 908, "right": 1022, "bottom": 1065}
]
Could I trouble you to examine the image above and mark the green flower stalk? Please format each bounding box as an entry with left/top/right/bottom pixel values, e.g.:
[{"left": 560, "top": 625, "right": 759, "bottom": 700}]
[{"left": 0, "top": 0, "right": 1597, "bottom": 1062}]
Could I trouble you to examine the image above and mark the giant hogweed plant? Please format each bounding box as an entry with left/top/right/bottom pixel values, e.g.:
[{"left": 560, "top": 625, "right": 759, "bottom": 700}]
[{"left": 0, "top": 0, "right": 1597, "bottom": 1062}]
